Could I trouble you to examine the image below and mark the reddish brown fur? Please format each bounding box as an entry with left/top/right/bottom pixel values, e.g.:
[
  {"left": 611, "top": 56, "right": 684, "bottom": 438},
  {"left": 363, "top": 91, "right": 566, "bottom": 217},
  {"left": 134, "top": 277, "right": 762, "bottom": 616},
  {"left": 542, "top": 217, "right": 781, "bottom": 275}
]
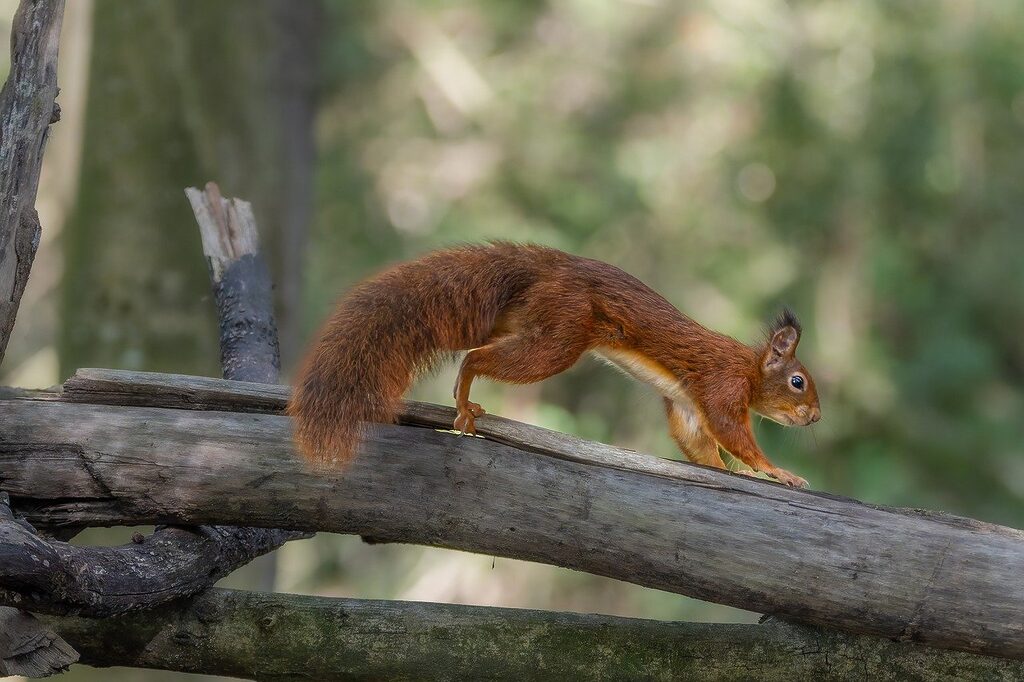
[{"left": 289, "top": 243, "right": 820, "bottom": 486}]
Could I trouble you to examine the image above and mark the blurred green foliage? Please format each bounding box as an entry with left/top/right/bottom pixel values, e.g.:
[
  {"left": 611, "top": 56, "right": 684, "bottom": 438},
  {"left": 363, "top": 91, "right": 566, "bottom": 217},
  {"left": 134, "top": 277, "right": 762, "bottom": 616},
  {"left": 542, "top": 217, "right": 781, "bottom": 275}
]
[
  {"left": 311, "top": 1, "right": 1024, "bottom": 525},
  {"left": 7, "top": 4, "right": 1024, "bottom": 677}
]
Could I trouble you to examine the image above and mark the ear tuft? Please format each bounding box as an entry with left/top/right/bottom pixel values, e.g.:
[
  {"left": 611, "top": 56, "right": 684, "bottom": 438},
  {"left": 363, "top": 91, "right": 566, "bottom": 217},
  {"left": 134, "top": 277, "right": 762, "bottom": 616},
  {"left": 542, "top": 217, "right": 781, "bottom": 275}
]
[
  {"left": 762, "top": 307, "right": 802, "bottom": 367},
  {"left": 771, "top": 307, "right": 802, "bottom": 336}
]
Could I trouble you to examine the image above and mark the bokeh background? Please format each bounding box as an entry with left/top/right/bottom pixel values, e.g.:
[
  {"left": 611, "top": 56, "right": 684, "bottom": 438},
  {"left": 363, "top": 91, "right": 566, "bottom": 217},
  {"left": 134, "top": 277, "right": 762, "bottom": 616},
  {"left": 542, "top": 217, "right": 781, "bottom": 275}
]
[{"left": 4, "top": 1, "right": 1024, "bottom": 679}]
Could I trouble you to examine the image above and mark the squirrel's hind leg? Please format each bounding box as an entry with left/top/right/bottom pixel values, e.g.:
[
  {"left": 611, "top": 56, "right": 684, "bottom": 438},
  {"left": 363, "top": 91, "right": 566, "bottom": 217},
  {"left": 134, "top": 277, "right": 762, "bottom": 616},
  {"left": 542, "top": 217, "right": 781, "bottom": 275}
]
[{"left": 453, "top": 331, "right": 589, "bottom": 435}]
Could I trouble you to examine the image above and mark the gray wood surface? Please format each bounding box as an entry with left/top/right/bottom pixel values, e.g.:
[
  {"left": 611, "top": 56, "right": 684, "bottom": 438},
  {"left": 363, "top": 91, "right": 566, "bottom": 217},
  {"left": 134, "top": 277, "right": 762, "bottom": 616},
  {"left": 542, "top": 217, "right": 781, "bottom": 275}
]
[
  {"left": 0, "top": 607, "right": 76, "bottom": 678},
  {"left": 183, "top": 181, "right": 299, "bottom": 591},
  {"left": 3, "top": 369, "right": 1024, "bottom": 659},
  {"left": 61, "top": 367, "right": 742, "bottom": 482},
  {"left": 46, "top": 588, "right": 1024, "bottom": 682},
  {"left": 0, "top": 0, "right": 63, "bottom": 366},
  {"left": 187, "top": 182, "right": 282, "bottom": 383},
  {"left": 0, "top": 184, "right": 304, "bottom": 623},
  {"left": 0, "top": 489, "right": 294, "bottom": 618}
]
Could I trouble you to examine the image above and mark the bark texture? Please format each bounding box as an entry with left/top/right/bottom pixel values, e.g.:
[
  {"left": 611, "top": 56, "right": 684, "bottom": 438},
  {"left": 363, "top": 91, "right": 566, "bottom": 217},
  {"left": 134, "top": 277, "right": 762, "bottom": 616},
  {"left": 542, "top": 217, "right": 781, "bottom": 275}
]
[
  {"left": 0, "top": 607, "right": 76, "bottom": 678},
  {"left": 185, "top": 180, "right": 303, "bottom": 591},
  {"left": 0, "top": 0, "right": 63, "bottom": 366},
  {"left": 0, "top": 491, "right": 293, "bottom": 618},
  {"left": 2, "top": 369, "right": 1023, "bottom": 660},
  {"left": 45, "top": 588, "right": 1024, "bottom": 682},
  {"left": 0, "top": 3, "right": 75, "bottom": 677},
  {"left": 187, "top": 183, "right": 281, "bottom": 382}
]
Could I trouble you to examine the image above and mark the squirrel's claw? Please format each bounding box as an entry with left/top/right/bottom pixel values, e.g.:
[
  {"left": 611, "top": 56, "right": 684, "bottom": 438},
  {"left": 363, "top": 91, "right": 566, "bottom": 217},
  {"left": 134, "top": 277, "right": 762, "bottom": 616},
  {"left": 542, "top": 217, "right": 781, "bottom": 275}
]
[
  {"left": 454, "top": 401, "right": 486, "bottom": 436},
  {"left": 770, "top": 468, "right": 808, "bottom": 488},
  {"left": 734, "top": 467, "right": 808, "bottom": 489},
  {"left": 454, "top": 412, "right": 477, "bottom": 436}
]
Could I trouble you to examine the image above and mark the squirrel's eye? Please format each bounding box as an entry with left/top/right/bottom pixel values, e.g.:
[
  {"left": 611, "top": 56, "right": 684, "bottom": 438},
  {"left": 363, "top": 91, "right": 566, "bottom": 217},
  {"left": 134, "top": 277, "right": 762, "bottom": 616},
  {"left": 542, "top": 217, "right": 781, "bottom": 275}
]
[{"left": 790, "top": 375, "right": 805, "bottom": 390}]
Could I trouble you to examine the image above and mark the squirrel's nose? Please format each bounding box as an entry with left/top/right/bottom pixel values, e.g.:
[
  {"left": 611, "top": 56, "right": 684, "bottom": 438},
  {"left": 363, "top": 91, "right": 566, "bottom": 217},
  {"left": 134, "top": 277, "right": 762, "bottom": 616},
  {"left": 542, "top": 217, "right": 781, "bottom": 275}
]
[{"left": 809, "top": 408, "right": 821, "bottom": 423}]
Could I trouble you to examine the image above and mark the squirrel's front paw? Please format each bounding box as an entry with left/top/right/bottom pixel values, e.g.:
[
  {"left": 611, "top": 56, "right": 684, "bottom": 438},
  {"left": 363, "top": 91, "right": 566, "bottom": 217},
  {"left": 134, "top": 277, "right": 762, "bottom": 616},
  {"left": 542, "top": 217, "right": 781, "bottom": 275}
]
[
  {"left": 770, "top": 468, "right": 808, "bottom": 488},
  {"left": 453, "top": 401, "right": 486, "bottom": 436}
]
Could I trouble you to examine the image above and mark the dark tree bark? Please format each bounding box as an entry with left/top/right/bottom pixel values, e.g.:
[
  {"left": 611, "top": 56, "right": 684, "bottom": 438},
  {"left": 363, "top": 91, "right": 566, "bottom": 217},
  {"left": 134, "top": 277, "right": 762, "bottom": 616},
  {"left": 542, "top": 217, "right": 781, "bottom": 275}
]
[
  {"left": 187, "top": 183, "right": 281, "bottom": 383},
  {"left": 0, "top": 0, "right": 63, "bottom": 367},
  {"left": 0, "top": 492, "right": 287, "bottom": 617},
  {"left": 0, "top": 607, "right": 76, "bottom": 678}
]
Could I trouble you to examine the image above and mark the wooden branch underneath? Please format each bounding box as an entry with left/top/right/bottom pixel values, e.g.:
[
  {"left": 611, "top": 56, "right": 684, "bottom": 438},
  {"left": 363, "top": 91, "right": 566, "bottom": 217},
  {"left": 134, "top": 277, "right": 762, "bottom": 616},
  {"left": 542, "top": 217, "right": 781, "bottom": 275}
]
[
  {"left": 0, "top": 491, "right": 305, "bottom": 617},
  {"left": 43, "top": 589, "right": 1024, "bottom": 682},
  {"left": 3, "top": 369, "right": 1024, "bottom": 660},
  {"left": 0, "top": 607, "right": 76, "bottom": 678}
]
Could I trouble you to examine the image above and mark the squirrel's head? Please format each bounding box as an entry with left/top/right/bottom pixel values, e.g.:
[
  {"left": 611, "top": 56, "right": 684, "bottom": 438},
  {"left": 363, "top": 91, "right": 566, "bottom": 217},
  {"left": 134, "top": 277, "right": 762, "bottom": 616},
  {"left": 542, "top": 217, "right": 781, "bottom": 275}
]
[{"left": 750, "top": 309, "right": 820, "bottom": 427}]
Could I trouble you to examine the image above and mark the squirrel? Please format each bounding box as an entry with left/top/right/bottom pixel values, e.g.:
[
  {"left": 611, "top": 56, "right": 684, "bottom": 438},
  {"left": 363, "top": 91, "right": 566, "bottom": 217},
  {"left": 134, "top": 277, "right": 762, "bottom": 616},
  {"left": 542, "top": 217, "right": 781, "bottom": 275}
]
[{"left": 288, "top": 242, "right": 820, "bottom": 487}]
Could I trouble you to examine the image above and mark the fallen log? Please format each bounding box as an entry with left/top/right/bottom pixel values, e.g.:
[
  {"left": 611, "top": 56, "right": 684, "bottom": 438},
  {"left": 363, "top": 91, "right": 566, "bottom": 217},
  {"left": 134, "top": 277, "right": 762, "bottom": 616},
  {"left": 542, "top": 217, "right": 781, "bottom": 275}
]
[
  {"left": 45, "top": 589, "right": 1024, "bottom": 681},
  {"left": 2, "top": 369, "right": 1023, "bottom": 659}
]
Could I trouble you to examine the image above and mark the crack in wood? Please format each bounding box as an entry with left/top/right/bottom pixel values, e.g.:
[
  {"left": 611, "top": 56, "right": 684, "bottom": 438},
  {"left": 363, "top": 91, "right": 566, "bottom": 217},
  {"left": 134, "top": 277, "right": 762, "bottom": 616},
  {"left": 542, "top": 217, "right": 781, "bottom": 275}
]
[{"left": 897, "top": 537, "right": 954, "bottom": 643}]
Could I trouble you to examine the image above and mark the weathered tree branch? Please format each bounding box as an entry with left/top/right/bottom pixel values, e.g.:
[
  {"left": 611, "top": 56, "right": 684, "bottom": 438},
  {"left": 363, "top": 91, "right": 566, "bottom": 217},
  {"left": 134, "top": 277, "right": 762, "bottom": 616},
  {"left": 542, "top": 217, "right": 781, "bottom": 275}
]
[
  {"left": 0, "top": 184, "right": 305, "bottom": 629},
  {"left": 0, "top": 491, "right": 290, "bottom": 618},
  {"left": 0, "top": 607, "right": 76, "bottom": 678},
  {"left": 185, "top": 180, "right": 305, "bottom": 595},
  {"left": 0, "top": 2, "right": 77, "bottom": 677},
  {"left": 186, "top": 182, "right": 281, "bottom": 383},
  {"left": 41, "top": 588, "right": 1024, "bottom": 681},
  {"left": 0, "top": 0, "right": 63, "bottom": 366},
  {"left": 2, "top": 369, "right": 1023, "bottom": 660}
]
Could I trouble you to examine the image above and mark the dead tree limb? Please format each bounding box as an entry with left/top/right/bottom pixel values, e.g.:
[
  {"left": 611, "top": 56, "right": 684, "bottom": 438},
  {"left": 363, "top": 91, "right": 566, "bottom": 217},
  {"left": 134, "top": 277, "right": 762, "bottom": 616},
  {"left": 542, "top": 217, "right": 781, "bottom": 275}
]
[
  {"left": 42, "top": 588, "right": 1024, "bottom": 682},
  {"left": 0, "top": 607, "right": 76, "bottom": 678},
  {"left": 0, "top": 186, "right": 304, "bottom": 626},
  {"left": 0, "top": 491, "right": 291, "bottom": 618},
  {"left": 2, "top": 370, "right": 1023, "bottom": 660},
  {"left": 184, "top": 181, "right": 305, "bottom": 590},
  {"left": 0, "top": 0, "right": 63, "bottom": 365},
  {"left": 0, "top": 2, "right": 78, "bottom": 677},
  {"left": 186, "top": 182, "right": 281, "bottom": 383}
]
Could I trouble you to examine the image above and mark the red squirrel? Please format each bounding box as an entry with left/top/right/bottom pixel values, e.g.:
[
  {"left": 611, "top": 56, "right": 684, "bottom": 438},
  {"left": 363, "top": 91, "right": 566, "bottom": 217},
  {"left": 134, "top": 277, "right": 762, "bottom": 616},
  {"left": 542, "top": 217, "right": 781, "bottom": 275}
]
[{"left": 289, "top": 242, "right": 820, "bottom": 487}]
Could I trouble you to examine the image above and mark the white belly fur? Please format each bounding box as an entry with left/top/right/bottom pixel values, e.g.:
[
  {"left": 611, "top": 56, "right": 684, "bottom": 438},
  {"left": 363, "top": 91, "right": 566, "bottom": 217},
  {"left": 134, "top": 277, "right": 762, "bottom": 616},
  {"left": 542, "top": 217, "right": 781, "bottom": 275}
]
[
  {"left": 594, "top": 346, "right": 708, "bottom": 440},
  {"left": 592, "top": 346, "right": 692, "bottom": 403}
]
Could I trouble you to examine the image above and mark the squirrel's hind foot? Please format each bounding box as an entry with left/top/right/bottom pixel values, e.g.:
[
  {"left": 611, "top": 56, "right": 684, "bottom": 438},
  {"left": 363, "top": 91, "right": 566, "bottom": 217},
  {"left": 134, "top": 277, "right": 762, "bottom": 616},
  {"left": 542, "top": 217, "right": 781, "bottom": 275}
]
[{"left": 454, "top": 401, "right": 486, "bottom": 436}]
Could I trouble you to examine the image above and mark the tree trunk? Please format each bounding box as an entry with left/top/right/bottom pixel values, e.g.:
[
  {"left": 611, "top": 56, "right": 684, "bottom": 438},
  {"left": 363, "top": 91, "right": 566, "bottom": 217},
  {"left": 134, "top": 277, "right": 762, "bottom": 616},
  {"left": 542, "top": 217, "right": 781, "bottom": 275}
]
[{"left": 59, "top": 0, "right": 319, "bottom": 377}]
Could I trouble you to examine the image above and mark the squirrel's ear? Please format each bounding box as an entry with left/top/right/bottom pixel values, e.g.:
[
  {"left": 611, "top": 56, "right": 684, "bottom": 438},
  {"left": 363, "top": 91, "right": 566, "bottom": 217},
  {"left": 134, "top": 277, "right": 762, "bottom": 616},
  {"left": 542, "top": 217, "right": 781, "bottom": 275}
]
[
  {"left": 763, "top": 309, "right": 801, "bottom": 369},
  {"left": 770, "top": 326, "right": 799, "bottom": 357}
]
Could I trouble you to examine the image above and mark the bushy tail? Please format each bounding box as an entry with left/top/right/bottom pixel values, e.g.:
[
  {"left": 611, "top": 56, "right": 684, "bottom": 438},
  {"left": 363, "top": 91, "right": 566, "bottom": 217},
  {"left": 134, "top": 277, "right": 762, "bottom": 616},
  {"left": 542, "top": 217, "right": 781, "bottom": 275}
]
[{"left": 287, "top": 244, "right": 542, "bottom": 468}]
